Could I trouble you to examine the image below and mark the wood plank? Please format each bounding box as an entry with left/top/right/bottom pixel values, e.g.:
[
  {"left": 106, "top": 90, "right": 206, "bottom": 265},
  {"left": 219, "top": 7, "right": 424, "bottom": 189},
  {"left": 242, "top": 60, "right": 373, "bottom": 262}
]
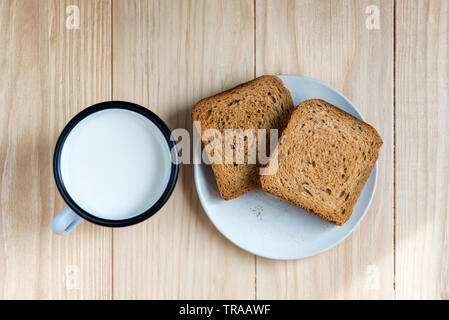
[
  {"left": 112, "top": 0, "right": 255, "bottom": 299},
  {"left": 395, "top": 0, "right": 449, "bottom": 299},
  {"left": 255, "top": 0, "right": 394, "bottom": 299},
  {"left": 0, "top": 0, "right": 112, "bottom": 299}
]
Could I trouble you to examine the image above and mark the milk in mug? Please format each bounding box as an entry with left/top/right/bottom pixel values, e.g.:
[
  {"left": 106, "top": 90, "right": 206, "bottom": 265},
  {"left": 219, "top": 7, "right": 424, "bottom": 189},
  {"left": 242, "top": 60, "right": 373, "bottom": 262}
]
[{"left": 59, "top": 108, "right": 172, "bottom": 220}]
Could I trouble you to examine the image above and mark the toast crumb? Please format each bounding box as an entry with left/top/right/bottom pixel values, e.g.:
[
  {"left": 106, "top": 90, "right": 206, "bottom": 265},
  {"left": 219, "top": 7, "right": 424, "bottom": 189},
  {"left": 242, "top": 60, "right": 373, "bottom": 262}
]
[{"left": 251, "top": 205, "right": 264, "bottom": 219}]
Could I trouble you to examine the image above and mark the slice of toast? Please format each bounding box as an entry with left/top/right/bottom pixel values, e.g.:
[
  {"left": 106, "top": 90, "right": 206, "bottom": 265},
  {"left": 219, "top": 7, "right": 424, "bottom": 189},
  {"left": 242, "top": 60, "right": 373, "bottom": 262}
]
[
  {"left": 192, "top": 75, "right": 294, "bottom": 200},
  {"left": 260, "top": 99, "right": 383, "bottom": 225}
]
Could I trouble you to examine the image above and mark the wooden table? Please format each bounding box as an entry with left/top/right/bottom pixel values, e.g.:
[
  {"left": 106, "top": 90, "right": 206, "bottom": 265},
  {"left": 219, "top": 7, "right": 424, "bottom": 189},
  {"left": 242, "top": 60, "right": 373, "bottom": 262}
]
[{"left": 0, "top": 0, "right": 447, "bottom": 299}]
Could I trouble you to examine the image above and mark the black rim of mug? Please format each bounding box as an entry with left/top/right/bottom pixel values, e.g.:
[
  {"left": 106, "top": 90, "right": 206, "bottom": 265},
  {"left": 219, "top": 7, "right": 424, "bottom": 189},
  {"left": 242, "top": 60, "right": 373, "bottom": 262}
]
[{"left": 53, "top": 101, "right": 179, "bottom": 228}]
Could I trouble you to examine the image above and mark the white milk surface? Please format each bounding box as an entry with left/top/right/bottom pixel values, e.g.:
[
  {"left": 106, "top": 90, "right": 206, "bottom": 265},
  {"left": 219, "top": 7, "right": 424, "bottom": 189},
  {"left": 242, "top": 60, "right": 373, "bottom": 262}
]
[{"left": 60, "top": 109, "right": 172, "bottom": 220}]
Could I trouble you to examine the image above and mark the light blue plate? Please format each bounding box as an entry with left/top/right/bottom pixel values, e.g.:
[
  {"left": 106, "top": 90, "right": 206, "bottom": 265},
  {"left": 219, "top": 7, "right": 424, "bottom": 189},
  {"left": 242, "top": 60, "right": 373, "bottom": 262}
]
[{"left": 194, "top": 75, "right": 378, "bottom": 260}]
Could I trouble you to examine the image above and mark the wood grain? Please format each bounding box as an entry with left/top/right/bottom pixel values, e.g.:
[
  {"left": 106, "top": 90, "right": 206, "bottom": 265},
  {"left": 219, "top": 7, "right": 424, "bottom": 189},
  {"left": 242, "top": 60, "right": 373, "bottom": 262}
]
[
  {"left": 255, "top": 0, "right": 394, "bottom": 299},
  {"left": 395, "top": 0, "right": 449, "bottom": 299},
  {"left": 111, "top": 0, "right": 256, "bottom": 299},
  {"left": 0, "top": 0, "right": 447, "bottom": 300},
  {"left": 0, "top": 0, "right": 112, "bottom": 299}
]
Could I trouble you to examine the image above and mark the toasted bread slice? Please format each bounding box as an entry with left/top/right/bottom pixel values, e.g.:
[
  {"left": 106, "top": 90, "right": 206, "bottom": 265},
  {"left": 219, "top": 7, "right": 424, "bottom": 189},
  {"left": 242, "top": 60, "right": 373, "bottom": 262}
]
[
  {"left": 260, "top": 99, "right": 383, "bottom": 225},
  {"left": 192, "top": 76, "right": 294, "bottom": 200}
]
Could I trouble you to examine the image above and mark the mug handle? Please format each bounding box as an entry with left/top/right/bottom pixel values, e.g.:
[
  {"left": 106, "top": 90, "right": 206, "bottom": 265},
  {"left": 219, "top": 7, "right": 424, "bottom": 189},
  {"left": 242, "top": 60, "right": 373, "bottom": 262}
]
[{"left": 51, "top": 206, "right": 83, "bottom": 235}]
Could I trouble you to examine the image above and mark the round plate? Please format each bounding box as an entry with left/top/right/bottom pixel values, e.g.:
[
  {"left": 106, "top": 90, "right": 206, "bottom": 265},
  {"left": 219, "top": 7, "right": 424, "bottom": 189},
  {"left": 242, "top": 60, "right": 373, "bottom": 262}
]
[{"left": 193, "top": 75, "right": 378, "bottom": 260}]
